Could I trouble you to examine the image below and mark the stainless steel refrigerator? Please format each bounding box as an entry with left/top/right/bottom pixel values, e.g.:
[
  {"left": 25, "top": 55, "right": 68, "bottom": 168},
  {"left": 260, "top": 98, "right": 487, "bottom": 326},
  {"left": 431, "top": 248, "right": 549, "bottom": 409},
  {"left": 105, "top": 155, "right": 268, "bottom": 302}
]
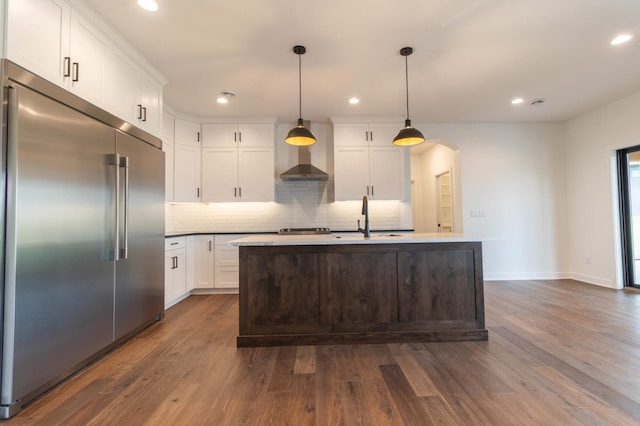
[{"left": 0, "top": 60, "right": 165, "bottom": 418}]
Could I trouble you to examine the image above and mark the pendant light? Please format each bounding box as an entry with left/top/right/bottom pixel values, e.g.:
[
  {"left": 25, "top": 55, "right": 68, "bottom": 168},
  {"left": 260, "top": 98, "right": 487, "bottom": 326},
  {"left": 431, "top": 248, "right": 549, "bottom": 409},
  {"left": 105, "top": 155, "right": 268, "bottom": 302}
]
[
  {"left": 285, "top": 45, "right": 317, "bottom": 146},
  {"left": 393, "top": 47, "right": 425, "bottom": 146}
]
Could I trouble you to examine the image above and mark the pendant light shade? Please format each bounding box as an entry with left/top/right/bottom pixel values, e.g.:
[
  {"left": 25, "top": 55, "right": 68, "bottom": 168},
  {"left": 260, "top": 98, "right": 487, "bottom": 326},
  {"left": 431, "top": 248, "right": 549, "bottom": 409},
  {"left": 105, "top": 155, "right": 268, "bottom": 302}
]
[
  {"left": 393, "top": 47, "right": 425, "bottom": 146},
  {"left": 286, "top": 45, "right": 316, "bottom": 146}
]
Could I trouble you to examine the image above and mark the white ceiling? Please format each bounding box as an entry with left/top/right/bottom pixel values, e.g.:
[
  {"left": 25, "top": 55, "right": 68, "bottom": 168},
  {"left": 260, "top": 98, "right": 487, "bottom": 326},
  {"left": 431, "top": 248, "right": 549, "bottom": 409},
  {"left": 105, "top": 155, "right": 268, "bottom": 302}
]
[{"left": 85, "top": 0, "right": 640, "bottom": 124}]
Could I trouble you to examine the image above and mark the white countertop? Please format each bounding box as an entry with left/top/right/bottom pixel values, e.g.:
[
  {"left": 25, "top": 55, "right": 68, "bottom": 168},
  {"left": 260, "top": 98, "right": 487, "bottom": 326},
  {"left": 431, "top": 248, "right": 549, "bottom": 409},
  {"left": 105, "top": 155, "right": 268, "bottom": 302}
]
[{"left": 229, "top": 232, "right": 489, "bottom": 246}]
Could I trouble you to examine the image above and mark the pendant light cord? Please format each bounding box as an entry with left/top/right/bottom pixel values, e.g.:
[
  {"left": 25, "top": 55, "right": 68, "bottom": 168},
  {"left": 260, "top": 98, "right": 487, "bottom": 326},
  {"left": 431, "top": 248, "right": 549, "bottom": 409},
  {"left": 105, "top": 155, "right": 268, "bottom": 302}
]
[
  {"left": 298, "top": 53, "right": 302, "bottom": 120},
  {"left": 405, "top": 54, "right": 410, "bottom": 121}
]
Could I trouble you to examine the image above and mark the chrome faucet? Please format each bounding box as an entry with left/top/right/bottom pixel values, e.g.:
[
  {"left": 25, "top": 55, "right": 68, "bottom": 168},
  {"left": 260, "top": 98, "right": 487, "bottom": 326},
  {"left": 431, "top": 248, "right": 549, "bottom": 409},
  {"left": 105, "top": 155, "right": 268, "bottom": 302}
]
[{"left": 357, "top": 195, "right": 371, "bottom": 239}]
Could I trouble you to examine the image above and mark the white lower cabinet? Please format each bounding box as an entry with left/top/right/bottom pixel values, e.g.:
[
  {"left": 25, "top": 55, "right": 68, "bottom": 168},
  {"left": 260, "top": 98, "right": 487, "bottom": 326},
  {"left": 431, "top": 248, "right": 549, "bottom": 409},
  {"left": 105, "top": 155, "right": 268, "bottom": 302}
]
[
  {"left": 164, "top": 237, "right": 187, "bottom": 308},
  {"left": 165, "top": 233, "right": 243, "bottom": 304},
  {"left": 194, "top": 235, "right": 214, "bottom": 289},
  {"left": 214, "top": 234, "right": 241, "bottom": 289}
]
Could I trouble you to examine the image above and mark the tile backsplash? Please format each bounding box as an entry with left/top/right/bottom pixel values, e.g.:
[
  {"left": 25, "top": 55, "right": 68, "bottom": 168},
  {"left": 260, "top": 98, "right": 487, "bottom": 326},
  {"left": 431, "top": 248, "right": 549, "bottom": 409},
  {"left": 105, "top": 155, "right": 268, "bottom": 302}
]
[{"left": 165, "top": 180, "right": 413, "bottom": 234}]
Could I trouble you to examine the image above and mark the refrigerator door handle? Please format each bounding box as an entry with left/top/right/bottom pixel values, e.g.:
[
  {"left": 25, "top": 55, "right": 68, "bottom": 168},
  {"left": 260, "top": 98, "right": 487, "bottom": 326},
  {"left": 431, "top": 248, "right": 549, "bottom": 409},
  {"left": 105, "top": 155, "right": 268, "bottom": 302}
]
[
  {"left": 119, "top": 156, "right": 130, "bottom": 260},
  {"left": 108, "top": 154, "right": 120, "bottom": 261}
]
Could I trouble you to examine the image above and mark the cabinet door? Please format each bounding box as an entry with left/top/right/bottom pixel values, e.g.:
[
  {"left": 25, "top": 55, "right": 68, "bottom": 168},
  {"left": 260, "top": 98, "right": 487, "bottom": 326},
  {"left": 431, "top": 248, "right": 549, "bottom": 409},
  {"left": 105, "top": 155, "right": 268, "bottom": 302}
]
[
  {"left": 175, "top": 119, "right": 201, "bottom": 147},
  {"left": 163, "top": 141, "right": 174, "bottom": 202},
  {"left": 397, "top": 249, "right": 477, "bottom": 322},
  {"left": 162, "top": 111, "right": 175, "bottom": 143},
  {"left": 174, "top": 143, "right": 201, "bottom": 202},
  {"left": 195, "top": 235, "right": 214, "bottom": 289},
  {"left": 201, "top": 124, "right": 238, "bottom": 147},
  {"left": 6, "top": 0, "right": 71, "bottom": 88},
  {"left": 201, "top": 148, "right": 238, "bottom": 202},
  {"left": 165, "top": 248, "right": 186, "bottom": 306},
  {"left": 139, "top": 71, "right": 163, "bottom": 137},
  {"left": 238, "top": 124, "right": 274, "bottom": 147},
  {"left": 368, "top": 123, "right": 400, "bottom": 147},
  {"left": 185, "top": 236, "right": 196, "bottom": 292},
  {"left": 238, "top": 148, "right": 274, "bottom": 202},
  {"left": 370, "top": 147, "right": 406, "bottom": 200},
  {"left": 333, "top": 123, "right": 369, "bottom": 147},
  {"left": 321, "top": 251, "right": 397, "bottom": 327},
  {"left": 105, "top": 47, "right": 139, "bottom": 124},
  {"left": 69, "top": 9, "right": 110, "bottom": 109},
  {"left": 334, "top": 146, "right": 370, "bottom": 201}
]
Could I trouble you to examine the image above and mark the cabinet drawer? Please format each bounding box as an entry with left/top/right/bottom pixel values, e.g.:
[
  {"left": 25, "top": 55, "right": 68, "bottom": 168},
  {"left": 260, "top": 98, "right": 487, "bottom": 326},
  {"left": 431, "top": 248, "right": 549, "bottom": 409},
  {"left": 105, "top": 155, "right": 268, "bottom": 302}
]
[{"left": 165, "top": 236, "right": 186, "bottom": 251}]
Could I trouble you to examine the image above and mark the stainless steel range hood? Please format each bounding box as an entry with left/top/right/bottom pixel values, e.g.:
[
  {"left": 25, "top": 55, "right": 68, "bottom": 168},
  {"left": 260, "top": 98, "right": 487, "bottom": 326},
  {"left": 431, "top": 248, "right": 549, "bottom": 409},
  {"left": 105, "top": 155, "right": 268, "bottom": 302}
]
[{"left": 280, "top": 123, "right": 329, "bottom": 181}]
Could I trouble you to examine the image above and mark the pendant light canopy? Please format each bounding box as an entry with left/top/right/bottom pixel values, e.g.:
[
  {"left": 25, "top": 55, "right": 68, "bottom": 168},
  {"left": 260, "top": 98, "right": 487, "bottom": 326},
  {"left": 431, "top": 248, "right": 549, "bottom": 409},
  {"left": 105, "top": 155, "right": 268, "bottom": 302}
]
[
  {"left": 286, "top": 45, "right": 316, "bottom": 146},
  {"left": 393, "top": 47, "right": 425, "bottom": 146}
]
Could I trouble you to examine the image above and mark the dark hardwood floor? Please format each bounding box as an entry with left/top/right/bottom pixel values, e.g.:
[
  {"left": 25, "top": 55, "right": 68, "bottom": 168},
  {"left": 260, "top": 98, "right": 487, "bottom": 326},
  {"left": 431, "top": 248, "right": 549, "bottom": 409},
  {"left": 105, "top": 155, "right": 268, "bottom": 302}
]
[{"left": 5, "top": 279, "right": 640, "bottom": 425}]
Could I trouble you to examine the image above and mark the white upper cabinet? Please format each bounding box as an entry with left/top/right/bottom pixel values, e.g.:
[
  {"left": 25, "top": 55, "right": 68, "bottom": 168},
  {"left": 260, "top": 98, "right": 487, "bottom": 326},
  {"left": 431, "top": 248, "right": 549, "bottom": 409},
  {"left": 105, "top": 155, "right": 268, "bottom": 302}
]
[
  {"left": 175, "top": 119, "right": 202, "bottom": 147},
  {"left": 201, "top": 123, "right": 274, "bottom": 148},
  {"left": 333, "top": 122, "right": 400, "bottom": 147},
  {"left": 162, "top": 112, "right": 175, "bottom": 202},
  {"left": 6, "top": 0, "right": 164, "bottom": 137},
  {"left": 173, "top": 119, "right": 201, "bottom": 202},
  {"left": 201, "top": 122, "right": 275, "bottom": 202},
  {"left": 6, "top": 0, "right": 71, "bottom": 88},
  {"left": 333, "top": 120, "right": 408, "bottom": 201}
]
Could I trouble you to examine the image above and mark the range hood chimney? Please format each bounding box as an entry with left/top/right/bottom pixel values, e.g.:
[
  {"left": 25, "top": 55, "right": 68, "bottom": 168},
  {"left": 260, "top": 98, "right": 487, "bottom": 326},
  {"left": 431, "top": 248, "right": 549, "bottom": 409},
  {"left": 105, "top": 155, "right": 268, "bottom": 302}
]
[{"left": 280, "top": 121, "right": 329, "bottom": 181}]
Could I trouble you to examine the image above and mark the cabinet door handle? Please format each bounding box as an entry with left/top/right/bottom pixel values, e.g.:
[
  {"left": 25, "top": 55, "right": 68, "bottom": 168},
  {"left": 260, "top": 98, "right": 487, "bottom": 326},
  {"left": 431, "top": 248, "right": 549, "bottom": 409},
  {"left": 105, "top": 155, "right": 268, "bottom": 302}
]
[
  {"left": 64, "top": 57, "right": 71, "bottom": 77},
  {"left": 197, "top": 132, "right": 201, "bottom": 142},
  {"left": 238, "top": 187, "right": 242, "bottom": 198},
  {"left": 238, "top": 132, "right": 242, "bottom": 143},
  {"left": 209, "top": 240, "right": 212, "bottom": 251},
  {"left": 366, "top": 186, "right": 370, "bottom": 196},
  {"left": 369, "top": 131, "right": 373, "bottom": 142},
  {"left": 142, "top": 107, "right": 147, "bottom": 122},
  {"left": 234, "top": 187, "right": 237, "bottom": 197},
  {"left": 234, "top": 132, "right": 237, "bottom": 142},
  {"left": 365, "top": 130, "right": 368, "bottom": 142},
  {"left": 371, "top": 186, "right": 374, "bottom": 197},
  {"left": 137, "top": 104, "right": 143, "bottom": 120},
  {"left": 175, "top": 256, "right": 179, "bottom": 269},
  {"left": 72, "top": 62, "right": 79, "bottom": 82},
  {"left": 197, "top": 187, "right": 200, "bottom": 198}
]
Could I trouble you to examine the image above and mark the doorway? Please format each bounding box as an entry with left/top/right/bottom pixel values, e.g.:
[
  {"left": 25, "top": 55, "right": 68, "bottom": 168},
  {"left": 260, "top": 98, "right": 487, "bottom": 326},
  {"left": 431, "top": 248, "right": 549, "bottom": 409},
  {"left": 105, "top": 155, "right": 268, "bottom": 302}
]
[
  {"left": 436, "top": 171, "right": 452, "bottom": 233},
  {"left": 617, "top": 146, "right": 640, "bottom": 288}
]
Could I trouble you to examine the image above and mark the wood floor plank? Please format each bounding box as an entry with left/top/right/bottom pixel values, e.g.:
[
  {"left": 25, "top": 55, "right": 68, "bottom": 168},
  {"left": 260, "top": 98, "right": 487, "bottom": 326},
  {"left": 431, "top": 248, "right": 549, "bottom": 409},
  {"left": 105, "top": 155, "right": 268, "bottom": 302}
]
[{"left": 5, "top": 282, "right": 640, "bottom": 425}]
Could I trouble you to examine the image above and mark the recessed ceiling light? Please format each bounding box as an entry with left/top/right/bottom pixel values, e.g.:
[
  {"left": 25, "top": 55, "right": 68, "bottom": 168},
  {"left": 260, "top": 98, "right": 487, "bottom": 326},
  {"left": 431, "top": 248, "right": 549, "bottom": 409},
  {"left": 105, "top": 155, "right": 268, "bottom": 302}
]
[
  {"left": 217, "top": 90, "right": 236, "bottom": 104},
  {"left": 511, "top": 98, "right": 524, "bottom": 105},
  {"left": 611, "top": 34, "right": 633, "bottom": 45},
  {"left": 348, "top": 97, "right": 360, "bottom": 105},
  {"left": 137, "top": 0, "right": 158, "bottom": 11}
]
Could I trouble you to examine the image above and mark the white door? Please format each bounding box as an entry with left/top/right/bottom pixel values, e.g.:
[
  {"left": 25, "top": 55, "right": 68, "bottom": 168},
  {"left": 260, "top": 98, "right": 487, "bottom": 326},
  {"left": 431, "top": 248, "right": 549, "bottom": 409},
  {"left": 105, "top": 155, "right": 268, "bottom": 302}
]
[
  {"left": 69, "top": 9, "right": 110, "bottom": 108},
  {"left": 6, "top": 0, "right": 71, "bottom": 88},
  {"left": 238, "top": 148, "right": 274, "bottom": 202},
  {"left": 194, "top": 236, "right": 214, "bottom": 289},
  {"left": 436, "top": 171, "right": 453, "bottom": 233},
  {"left": 174, "top": 143, "right": 201, "bottom": 202},
  {"left": 201, "top": 148, "right": 238, "bottom": 202},
  {"left": 201, "top": 123, "right": 238, "bottom": 147},
  {"left": 139, "top": 72, "right": 162, "bottom": 136},
  {"left": 333, "top": 123, "right": 369, "bottom": 147},
  {"left": 162, "top": 141, "right": 174, "bottom": 202},
  {"left": 334, "top": 146, "right": 370, "bottom": 200},
  {"left": 237, "top": 124, "right": 274, "bottom": 147},
  {"left": 370, "top": 147, "right": 406, "bottom": 200}
]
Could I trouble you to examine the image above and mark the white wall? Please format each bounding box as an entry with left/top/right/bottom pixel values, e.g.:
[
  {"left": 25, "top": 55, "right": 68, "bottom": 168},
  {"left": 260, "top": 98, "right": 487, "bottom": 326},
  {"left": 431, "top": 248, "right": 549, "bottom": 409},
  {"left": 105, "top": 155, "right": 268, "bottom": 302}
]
[
  {"left": 565, "top": 92, "right": 640, "bottom": 288},
  {"left": 413, "top": 122, "right": 569, "bottom": 280}
]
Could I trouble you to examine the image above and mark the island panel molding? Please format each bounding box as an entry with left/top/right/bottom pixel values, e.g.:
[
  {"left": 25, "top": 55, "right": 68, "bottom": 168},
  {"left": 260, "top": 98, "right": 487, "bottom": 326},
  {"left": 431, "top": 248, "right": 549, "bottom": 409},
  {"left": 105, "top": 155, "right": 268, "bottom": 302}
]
[{"left": 236, "top": 238, "right": 488, "bottom": 346}]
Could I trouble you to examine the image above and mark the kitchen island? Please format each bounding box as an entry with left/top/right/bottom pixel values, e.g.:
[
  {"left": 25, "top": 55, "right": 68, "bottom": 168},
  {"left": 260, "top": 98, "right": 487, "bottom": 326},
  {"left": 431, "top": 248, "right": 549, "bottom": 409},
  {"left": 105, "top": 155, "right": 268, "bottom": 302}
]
[{"left": 230, "top": 233, "right": 488, "bottom": 347}]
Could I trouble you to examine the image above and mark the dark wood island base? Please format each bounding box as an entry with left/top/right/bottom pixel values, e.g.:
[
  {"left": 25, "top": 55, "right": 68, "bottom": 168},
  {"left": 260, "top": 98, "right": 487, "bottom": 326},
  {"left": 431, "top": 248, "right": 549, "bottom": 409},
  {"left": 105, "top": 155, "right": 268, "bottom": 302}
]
[{"left": 237, "top": 240, "right": 487, "bottom": 347}]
